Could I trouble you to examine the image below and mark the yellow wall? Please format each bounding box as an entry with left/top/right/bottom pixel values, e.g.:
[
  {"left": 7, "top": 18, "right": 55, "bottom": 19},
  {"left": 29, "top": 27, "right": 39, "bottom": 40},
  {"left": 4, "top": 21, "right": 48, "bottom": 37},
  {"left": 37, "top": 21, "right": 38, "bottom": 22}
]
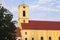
[
  {"left": 18, "top": 4, "right": 29, "bottom": 23},
  {"left": 21, "top": 30, "right": 60, "bottom": 40},
  {"left": 18, "top": 4, "right": 29, "bottom": 17}
]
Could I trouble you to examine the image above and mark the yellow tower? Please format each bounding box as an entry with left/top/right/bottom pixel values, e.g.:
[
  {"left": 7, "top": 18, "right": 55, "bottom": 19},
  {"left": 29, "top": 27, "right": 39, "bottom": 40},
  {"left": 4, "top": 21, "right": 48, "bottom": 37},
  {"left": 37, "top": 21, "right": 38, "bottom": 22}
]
[{"left": 18, "top": 3, "right": 29, "bottom": 29}]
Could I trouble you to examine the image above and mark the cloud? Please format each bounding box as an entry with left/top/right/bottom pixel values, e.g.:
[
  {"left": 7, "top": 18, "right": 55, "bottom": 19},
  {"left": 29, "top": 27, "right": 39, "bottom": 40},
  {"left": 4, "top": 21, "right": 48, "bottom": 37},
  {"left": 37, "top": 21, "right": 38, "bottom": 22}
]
[
  {"left": 1, "top": 0, "right": 18, "bottom": 14},
  {"left": 30, "top": 5, "right": 60, "bottom": 12},
  {"left": 43, "top": 18, "right": 60, "bottom": 21},
  {"left": 10, "top": 7, "right": 18, "bottom": 13},
  {"left": 56, "top": 6, "right": 60, "bottom": 8},
  {"left": 0, "top": 0, "right": 4, "bottom": 4},
  {"left": 33, "top": 13, "right": 47, "bottom": 17},
  {"left": 38, "top": 0, "right": 52, "bottom": 4},
  {"left": 30, "top": 17, "right": 60, "bottom": 21},
  {"left": 4, "top": 5, "right": 18, "bottom": 13},
  {"left": 10, "top": 0, "right": 15, "bottom": 1},
  {"left": 1, "top": 0, "right": 60, "bottom": 21},
  {"left": 0, "top": 0, "right": 2, "bottom": 4}
]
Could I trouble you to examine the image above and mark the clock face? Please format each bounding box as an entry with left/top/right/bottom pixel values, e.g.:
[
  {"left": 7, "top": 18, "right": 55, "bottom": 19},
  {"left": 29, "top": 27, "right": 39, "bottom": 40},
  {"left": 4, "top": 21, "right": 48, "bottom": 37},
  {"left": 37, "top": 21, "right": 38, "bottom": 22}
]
[{"left": 23, "top": 6, "right": 25, "bottom": 8}]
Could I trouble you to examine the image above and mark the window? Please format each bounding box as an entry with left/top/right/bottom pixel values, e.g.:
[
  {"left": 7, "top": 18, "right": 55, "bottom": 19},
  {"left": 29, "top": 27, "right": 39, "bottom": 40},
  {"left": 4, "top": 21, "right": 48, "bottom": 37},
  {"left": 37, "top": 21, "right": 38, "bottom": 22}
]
[
  {"left": 49, "top": 37, "right": 51, "bottom": 40},
  {"left": 23, "top": 6, "right": 25, "bottom": 8},
  {"left": 32, "top": 38, "right": 34, "bottom": 40},
  {"left": 59, "top": 37, "right": 60, "bottom": 40},
  {"left": 41, "top": 37, "right": 43, "bottom": 40},
  {"left": 25, "top": 32, "right": 27, "bottom": 35},
  {"left": 25, "top": 38, "right": 27, "bottom": 40},
  {"left": 23, "top": 11, "right": 25, "bottom": 16},
  {"left": 18, "top": 39, "right": 20, "bottom": 40}
]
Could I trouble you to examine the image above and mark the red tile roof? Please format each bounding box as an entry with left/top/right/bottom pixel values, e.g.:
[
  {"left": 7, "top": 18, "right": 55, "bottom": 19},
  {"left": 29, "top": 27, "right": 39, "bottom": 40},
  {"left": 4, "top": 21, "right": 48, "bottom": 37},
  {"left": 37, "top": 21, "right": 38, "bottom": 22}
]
[
  {"left": 15, "top": 27, "right": 21, "bottom": 37},
  {"left": 22, "top": 20, "right": 60, "bottom": 30}
]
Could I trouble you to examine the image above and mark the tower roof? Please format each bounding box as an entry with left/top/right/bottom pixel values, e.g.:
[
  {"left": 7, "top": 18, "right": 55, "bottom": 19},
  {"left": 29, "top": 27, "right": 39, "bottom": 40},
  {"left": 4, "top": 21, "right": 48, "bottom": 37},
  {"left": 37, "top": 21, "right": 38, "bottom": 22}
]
[{"left": 18, "top": 3, "right": 29, "bottom": 7}]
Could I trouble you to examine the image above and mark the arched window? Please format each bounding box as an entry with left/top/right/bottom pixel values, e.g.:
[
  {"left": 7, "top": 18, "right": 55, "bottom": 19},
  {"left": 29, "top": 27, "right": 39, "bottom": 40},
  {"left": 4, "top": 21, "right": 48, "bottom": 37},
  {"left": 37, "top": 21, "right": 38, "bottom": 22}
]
[
  {"left": 23, "top": 6, "right": 25, "bottom": 8},
  {"left": 25, "top": 38, "right": 27, "bottom": 40},
  {"left": 25, "top": 32, "right": 27, "bottom": 35},
  {"left": 23, "top": 11, "right": 25, "bottom": 16},
  {"left": 18, "top": 39, "right": 20, "bottom": 40},
  {"left": 49, "top": 37, "right": 51, "bottom": 40},
  {"left": 32, "top": 38, "right": 34, "bottom": 40},
  {"left": 41, "top": 37, "right": 43, "bottom": 40},
  {"left": 59, "top": 37, "right": 60, "bottom": 40}
]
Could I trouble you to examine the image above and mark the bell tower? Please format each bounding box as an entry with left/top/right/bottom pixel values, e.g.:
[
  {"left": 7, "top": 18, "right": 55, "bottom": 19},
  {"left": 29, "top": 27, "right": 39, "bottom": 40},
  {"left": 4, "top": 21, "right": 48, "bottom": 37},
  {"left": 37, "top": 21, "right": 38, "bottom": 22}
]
[
  {"left": 18, "top": 3, "right": 29, "bottom": 23},
  {"left": 18, "top": 3, "right": 29, "bottom": 29}
]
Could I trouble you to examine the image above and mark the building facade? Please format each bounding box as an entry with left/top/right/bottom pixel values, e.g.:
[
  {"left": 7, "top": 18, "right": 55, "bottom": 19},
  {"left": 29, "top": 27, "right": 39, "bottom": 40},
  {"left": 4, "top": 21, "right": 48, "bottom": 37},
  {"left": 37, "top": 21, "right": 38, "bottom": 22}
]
[{"left": 18, "top": 3, "right": 60, "bottom": 40}]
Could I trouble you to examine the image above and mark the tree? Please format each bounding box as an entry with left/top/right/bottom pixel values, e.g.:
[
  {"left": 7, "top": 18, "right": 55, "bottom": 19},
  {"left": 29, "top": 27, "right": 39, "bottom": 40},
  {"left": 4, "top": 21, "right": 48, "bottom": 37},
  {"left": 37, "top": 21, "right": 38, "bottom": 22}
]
[{"left": 0, "top": 5, "right": 16, "bottom": 40}]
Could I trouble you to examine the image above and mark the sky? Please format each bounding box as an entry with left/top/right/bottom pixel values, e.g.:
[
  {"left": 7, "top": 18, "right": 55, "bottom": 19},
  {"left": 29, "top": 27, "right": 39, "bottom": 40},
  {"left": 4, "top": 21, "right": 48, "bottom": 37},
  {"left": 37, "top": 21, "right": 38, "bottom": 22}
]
[{"left": 0, "top": 0, "right": 60, "bottom": 21}]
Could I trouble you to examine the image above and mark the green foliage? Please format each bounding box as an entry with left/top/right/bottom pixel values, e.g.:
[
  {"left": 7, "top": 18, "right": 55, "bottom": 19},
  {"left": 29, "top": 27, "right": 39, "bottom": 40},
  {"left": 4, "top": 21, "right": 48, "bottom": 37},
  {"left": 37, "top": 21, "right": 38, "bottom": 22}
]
[{"left": 0, "top": 5, "right": 16, "bottom": 40}]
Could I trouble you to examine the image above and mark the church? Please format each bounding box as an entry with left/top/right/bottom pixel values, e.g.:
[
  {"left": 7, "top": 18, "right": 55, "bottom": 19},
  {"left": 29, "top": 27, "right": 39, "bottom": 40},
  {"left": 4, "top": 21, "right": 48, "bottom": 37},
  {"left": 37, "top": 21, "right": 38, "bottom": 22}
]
[{"left": 16, "top": 3, "right": 60, "bottom": 40}]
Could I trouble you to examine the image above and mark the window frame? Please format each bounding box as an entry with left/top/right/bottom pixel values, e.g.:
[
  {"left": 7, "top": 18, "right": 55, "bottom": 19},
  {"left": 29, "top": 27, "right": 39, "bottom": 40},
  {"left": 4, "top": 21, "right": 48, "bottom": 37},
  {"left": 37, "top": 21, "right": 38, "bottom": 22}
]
[
  {"left": 41, "top": 37, "right": 43, "bottom": 40},
  {"left": 32, "top": 37, "right": 34, "bottom": 40},
  {"left": 23, "top": 20, "right": 25, "bottom": 23},
  {"left": 23, "top": 11, "right": 26, "bottom": 17},
  {"left": 49, "top": 37, "right": 51, "bottom": 40},
  {"left": 23, "top": 6, "right": 25, "bottom": 8},
  {"left": 25, "top": 38, "right": 27, "bottom": 40},
  {"left": 59, "top": 37, "right": 60, "bottom": 40},
  {"left": 25, "top": 32, "right": 27, "bottom": 35},
  {"left": 18, "top": 39, "right": 20, "bottom": 40}
]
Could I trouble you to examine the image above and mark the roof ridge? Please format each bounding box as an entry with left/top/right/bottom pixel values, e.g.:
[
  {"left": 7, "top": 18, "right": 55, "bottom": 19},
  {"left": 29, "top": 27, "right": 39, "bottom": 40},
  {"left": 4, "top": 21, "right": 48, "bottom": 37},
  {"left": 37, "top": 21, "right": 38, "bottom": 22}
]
[{"left": 29, "top": 20, "right": 60, "bottom": 22}]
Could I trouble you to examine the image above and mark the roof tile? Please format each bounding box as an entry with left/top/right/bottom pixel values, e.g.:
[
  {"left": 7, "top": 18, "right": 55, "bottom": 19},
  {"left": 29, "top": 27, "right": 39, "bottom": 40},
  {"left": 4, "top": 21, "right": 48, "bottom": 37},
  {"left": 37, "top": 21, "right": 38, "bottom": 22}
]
[{"left": 22, "top": 20, "right": 60, "bottom": 30}]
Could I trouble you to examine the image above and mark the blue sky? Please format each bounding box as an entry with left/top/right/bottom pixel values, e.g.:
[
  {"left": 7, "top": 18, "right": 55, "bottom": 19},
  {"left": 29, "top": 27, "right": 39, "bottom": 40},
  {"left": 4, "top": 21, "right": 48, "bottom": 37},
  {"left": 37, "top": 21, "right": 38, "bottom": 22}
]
[{"left": 0, "top": 0, "right": 60, "bottom": 21}]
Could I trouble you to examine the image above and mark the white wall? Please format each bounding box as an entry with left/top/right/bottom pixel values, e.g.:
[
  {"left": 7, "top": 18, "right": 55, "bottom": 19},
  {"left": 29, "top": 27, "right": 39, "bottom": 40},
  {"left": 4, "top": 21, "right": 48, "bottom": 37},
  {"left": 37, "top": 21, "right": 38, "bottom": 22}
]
[{"left": 16, "top": 37, "right": 21, "bottom": 40}]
